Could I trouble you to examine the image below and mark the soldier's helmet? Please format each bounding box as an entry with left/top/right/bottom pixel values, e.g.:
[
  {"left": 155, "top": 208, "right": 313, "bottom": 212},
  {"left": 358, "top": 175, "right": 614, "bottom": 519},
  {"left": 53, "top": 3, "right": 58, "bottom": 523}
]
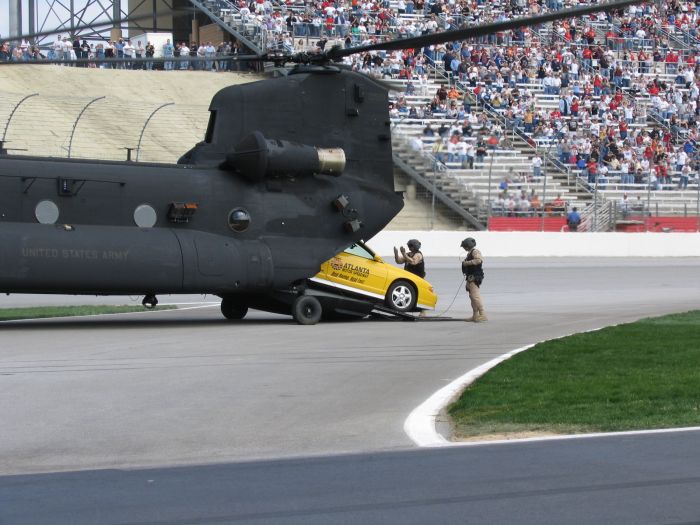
[
  {"left": 407, "top": 239, "right": 421, "bottom": 251},
  {"left": 461, "top": 237, "right": 476, "bottom": 250},
  {"left": 406, "top": 239, "right": 421, "bottom": 252}
]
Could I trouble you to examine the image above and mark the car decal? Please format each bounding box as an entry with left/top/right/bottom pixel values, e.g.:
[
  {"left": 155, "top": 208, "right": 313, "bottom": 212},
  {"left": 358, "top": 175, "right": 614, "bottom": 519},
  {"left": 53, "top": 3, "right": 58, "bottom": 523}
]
[
  {"left": 329, "top": 257, "right": 344, "bottom": 271},
  {"left": 308, "top": 277, "right": 384, "bottom": 300},
  {"left": 309, "top": 277, "right": 435, "bottom": 310}
]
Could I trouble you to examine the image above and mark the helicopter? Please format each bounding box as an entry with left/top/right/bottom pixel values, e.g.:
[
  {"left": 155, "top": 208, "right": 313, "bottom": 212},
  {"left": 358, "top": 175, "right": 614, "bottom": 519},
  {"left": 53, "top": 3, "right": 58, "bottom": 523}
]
[{"left": 0, "top": 0, "right": 642, "bottom": 324}]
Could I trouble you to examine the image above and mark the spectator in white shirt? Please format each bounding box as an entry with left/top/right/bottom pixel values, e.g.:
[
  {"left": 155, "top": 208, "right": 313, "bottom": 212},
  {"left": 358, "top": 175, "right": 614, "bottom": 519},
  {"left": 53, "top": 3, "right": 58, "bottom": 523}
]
[{"left": 532, "top": 154, "right": 543, "bottom": 178}]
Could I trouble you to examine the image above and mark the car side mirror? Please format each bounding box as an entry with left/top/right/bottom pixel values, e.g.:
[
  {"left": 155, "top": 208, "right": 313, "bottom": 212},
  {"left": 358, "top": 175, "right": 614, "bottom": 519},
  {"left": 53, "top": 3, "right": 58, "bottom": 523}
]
[{"left": 373, "top": 255, "right": 383, "bottom": 262}]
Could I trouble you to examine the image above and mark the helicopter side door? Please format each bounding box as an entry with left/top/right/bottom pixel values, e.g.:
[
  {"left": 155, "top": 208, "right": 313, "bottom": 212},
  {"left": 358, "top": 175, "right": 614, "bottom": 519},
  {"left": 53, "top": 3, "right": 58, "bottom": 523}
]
[{"left": 173, "top": 230, "right": 273, "bottom": 294}]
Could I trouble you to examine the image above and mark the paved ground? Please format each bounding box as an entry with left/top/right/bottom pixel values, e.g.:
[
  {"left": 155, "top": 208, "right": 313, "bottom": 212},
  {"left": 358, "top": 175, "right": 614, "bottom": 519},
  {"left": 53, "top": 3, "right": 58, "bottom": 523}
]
[
  {"left": 1, "top": 257, "right": 699, "bottom": 476},
  {"left": 2, "top": 257, "right": 700, "bottom": 523}
]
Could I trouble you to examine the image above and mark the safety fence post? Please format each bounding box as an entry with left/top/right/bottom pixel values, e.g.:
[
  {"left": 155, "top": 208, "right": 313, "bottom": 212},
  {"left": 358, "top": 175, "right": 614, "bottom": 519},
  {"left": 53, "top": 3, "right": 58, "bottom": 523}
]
[
  {"left": 136, "top": 102, "right": 175, "bottom": 162},
  {"left": 67, "top": 96, "right": 105, "bottom": 158},
  {"left": 2, "top": 93, "right": 39, "bottom": 145}
]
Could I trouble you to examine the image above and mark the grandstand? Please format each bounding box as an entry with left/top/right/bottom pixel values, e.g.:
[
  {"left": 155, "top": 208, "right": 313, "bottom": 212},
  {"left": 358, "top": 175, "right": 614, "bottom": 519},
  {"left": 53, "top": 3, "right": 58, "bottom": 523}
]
[{"left": 3, "top": 0, "right": 700, "bottom": 232}]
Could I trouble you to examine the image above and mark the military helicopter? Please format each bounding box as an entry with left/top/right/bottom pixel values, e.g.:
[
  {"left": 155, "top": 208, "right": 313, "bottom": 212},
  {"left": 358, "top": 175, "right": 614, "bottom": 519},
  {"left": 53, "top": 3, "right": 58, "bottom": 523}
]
[{"left": 0, "top": 0, "right": 641, "bottom": 324}]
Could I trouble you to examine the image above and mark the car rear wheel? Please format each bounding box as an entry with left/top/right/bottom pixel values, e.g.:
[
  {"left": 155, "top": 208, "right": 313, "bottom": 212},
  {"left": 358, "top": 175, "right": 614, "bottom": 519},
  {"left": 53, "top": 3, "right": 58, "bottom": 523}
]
[
  {"left": 292, "top": 295, "right": 323, "bottom": 325},
  {"left": 385, "top": 280, "right": 417, "bottom": 312},
  {"left": 220, "top": 296, "right": 248, "bottom": 320}
]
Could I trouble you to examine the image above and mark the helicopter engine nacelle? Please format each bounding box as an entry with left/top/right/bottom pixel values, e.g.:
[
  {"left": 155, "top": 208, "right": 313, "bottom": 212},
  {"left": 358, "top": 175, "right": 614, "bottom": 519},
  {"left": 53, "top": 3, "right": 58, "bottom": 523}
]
[{"left": 225, "top": 131, "right": 345, "bottom": 182}]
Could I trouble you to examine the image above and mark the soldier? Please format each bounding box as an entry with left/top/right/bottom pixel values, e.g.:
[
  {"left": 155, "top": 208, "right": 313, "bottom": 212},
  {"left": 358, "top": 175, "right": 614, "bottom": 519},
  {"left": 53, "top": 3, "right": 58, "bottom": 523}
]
[
  {"left": 394, "top": 239, "right": 425, "bottom": 278},
  {"left": 461, "top": 237, "right": 486, "bottom": 322}
]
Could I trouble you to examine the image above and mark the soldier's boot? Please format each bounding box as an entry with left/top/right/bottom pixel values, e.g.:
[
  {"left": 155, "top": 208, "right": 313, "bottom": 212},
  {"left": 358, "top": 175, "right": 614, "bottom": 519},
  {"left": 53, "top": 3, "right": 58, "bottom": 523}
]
[
  {"left": 473, "top": 295, "right": 487, "bottom": 322},
  {"left": 465, "top": 297, "right": 478, "bottom": 322},
  {"left": 465, "top": 310, "right": 478, "bottom": 322}
]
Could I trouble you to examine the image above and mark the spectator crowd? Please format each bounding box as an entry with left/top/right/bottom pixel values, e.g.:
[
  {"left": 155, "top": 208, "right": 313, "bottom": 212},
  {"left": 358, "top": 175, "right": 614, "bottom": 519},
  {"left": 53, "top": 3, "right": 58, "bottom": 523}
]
[{"left": 3, "top": 0, "right": 700, "bottom": 219}]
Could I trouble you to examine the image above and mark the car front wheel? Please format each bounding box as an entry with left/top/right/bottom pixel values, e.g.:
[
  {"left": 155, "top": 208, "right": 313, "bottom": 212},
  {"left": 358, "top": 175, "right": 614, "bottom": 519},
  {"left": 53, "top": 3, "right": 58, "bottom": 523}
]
[{"left": 385, "top": 280, "right": 417, "bottom": 312}]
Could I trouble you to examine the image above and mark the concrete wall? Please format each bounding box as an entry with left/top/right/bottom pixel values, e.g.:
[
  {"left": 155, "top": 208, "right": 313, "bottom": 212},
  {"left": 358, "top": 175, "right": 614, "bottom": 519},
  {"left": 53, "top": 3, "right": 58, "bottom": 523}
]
[
  {"left": 127, "top": 0, "right": 177, "bottom": 39},
  {"left": 368, "top": 231, "right": 700, "bottom": 258},
  {"left": 199, "top": 23, "right": 225, "bottom": 45}
]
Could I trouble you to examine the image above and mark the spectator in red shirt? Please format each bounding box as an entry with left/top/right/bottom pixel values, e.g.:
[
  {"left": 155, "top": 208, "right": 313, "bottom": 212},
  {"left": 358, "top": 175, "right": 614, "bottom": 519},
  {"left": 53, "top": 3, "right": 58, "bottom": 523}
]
[
  {"left": 666, "top": 50, "right": 679, "bottom": 73},
  {"left": 586, "top": 159, "right": 598, "bottom": 184},
  {"left": 619, "top": 120, "right": 629, "bottom": 140}
]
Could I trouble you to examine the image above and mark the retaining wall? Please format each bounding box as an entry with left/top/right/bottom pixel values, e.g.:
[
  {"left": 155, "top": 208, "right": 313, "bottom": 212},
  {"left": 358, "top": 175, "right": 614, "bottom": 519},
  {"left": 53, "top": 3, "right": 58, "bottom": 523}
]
[{"left": 371, "top": 231, "right": 700, "bottom": 257}]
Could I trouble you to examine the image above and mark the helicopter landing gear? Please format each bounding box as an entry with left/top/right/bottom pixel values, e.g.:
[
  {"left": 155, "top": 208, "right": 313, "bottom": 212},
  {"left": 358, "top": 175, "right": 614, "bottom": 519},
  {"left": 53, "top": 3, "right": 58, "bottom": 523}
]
[
  {"left": 142, "top": 294, "right": 158, "bottom": 309},
  {"left": 221, "top": 296, "right": 249, "bottom": 320},
  {"left": 292, "top": 295, "right": 322, "bottom": 325}
]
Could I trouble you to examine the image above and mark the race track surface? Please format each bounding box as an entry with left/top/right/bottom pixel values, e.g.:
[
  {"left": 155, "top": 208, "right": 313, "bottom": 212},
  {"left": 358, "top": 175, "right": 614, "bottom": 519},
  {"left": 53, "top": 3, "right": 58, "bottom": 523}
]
[
  {"left": 2, "top": 257, "right": 699, "bottom": 523},
  {"left": 4, "top": 431, "right": 700, "bottom": 524}
]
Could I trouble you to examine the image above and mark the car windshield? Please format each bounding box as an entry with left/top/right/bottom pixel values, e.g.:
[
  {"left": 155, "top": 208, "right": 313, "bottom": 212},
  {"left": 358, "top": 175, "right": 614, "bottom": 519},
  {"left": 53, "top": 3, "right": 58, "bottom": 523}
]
[{"left": 343, "top": 243, "right": 374, "bottom": 260}]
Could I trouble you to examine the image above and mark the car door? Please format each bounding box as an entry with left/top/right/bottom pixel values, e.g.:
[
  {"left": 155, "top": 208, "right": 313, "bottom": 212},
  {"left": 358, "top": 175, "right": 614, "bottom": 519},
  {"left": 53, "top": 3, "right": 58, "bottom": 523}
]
[{"left": 325, "top": 243, "right": 389, "bottom": 299}]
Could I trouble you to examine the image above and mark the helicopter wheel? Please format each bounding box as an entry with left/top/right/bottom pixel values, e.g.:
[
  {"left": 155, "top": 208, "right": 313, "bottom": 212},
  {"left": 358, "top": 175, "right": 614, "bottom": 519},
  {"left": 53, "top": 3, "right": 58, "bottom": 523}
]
[
  {"left": 292, "top": 295, "right": 322, "bottom": 325},
  {"left": 220, "top": 296, "right": 249, "bottom": 320}
]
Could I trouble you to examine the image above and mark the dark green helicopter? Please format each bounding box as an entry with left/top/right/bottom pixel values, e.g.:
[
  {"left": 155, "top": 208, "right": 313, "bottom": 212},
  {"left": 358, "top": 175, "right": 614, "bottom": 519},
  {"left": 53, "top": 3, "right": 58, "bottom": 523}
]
[{"left": 0, "top": 0, "right": 641, "bottom": 323}]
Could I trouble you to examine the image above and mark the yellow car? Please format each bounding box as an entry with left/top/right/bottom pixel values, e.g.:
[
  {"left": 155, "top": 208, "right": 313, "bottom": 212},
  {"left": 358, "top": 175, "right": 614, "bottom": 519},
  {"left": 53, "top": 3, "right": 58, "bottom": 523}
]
[{"left": 308, "top": 242, "right": 438, "bottom": 314}]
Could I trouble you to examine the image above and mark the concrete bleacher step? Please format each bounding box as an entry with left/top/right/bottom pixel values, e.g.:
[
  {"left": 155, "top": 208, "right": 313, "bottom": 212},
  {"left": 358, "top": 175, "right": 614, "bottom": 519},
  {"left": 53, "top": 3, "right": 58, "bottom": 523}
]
[{"left": 389, "top": 36, "right": 700, "bottom": 220}]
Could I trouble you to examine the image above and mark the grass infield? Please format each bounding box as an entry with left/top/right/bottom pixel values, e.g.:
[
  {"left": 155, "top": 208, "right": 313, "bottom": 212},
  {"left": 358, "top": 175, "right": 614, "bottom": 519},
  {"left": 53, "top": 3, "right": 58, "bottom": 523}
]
[
  {"left": 0, "top": 304, "right": 176, "bottom": 321},
  {"left": 449, "top": 311, "right": 700, "bottom": 439}
]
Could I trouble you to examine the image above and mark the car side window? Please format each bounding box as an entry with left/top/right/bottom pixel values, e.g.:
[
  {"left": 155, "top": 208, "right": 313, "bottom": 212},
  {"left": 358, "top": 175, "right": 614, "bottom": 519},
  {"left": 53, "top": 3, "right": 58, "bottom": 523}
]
[{"left": 343, "top": 243, "right": 373, "bottom": 260}]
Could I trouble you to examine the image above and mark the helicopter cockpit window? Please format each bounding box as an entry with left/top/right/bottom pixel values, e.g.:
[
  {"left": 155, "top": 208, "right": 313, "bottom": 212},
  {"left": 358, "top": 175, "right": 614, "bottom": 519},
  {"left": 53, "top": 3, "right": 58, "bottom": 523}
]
[
  {"left": 205, "top": 110, "right": 217, "bottom": 144},
  {"left": 35, "top": 200, "right": 59, "bottom": 225},
  {"left": 343, "top": 243, "right": 374, "bottom": 260},
  {"left": 228, "top": 208, "right": 251, "bottom": 232}
]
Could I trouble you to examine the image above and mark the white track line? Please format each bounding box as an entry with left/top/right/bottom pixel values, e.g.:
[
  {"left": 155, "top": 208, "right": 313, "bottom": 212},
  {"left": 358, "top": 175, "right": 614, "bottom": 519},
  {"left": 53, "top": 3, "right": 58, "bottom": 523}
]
[
  {"left": 158, "top": 302, "right": 220, "bottom": 306},
  {"left": 162, "top": 304, "right": 219, "bottom": 310},
  {"left": 404, "top": 344, "right": 535, "bottom": 447},
  {"left": 404, "top": 341, "right": 700, "bottom": 447}
]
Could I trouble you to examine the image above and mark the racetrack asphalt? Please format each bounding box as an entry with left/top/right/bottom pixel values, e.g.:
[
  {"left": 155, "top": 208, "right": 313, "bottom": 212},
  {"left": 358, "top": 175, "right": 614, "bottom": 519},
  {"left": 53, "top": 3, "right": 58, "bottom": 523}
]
[
  {"left": 4, "top": 430, "right": 700, "bottom": 524},
  {"left": 1, "top": 257, "right": 699, "bottom": 523}
]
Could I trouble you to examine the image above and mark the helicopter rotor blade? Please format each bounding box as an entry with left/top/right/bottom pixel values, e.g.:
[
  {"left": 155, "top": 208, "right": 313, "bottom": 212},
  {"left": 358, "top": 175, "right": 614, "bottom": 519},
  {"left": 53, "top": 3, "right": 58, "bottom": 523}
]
[
  {"left": 326, "top": 0, "right": 646, "bottom": 61},
  {"left": 1, "top": 0, "right": 646, "bottom": 68}
]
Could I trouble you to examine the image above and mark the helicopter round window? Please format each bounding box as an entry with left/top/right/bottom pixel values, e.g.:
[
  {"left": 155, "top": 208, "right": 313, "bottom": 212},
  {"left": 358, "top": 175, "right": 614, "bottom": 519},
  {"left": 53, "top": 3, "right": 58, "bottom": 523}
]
[
  {"left": 228, "top": 208, "right": 251, "bottom": 232},
  {"left": 35, "top": 200, "right": 59, "bottom": 225},
  {"left": 134, "top": 204, "right": 157, "bottom": 228}
]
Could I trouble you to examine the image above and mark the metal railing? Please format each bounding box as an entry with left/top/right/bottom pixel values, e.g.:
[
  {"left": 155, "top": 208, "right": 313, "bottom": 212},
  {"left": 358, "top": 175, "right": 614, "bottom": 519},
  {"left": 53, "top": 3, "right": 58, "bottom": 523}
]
[
  {"left": 190, "top": 0, "right": 264, "bottom": 55},
  {"left": 390, "top": 116, "right": 486, "bottom": 229},
  {"left": 582, "top": 198, "right": 614, "bottom": 232},
  {"left": 392, "top": 150, "right": 486, "bottom": 230}
]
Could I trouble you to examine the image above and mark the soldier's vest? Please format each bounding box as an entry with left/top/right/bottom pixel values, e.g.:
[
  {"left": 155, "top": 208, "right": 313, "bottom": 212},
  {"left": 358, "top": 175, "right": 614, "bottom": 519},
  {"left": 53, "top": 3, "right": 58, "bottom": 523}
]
[
  {"left": 405, "top": 250, "right": 425, "bottom": 278},
  {"left": 463, "top": 249, "right": 484, "bottom": 285}
]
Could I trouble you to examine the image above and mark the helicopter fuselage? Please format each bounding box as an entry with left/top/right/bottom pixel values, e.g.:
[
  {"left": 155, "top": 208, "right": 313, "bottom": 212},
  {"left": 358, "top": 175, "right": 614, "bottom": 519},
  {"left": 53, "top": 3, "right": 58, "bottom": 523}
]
[
  {"left": 0, "top": 154, "right": 401, "bottom": 296},
  {"left": 0, "top": 68, "right": 404, "bottom": 298}
]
